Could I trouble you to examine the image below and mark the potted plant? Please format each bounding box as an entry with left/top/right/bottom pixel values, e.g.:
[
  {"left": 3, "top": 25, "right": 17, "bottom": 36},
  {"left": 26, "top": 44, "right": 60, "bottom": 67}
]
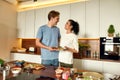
[
  {"left": 78, "top": 42, "right": 90, "bottom": 58},
  {"left": 107, "top": 24, "right": 115, "bottom": 37}
]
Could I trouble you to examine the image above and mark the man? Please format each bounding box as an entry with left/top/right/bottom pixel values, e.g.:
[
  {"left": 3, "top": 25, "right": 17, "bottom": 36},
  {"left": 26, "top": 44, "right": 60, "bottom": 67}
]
[{"left": 36, "top": 10, "right": 61, "bottom": 67}]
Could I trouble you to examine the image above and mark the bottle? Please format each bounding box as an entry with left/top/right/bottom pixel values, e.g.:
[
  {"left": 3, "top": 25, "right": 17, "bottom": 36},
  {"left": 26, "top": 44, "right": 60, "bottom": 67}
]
[{"left": 3, "top": 67, "right": 6, "bottom": 80}]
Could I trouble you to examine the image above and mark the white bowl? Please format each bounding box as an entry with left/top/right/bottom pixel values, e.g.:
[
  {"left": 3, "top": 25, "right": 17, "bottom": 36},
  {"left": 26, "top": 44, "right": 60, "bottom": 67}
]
[
  {"left": 83, "top": 72, "right": 104, "bottom": 79},
  {"left": 11, "top": 67, "right": 21, "bottom": 76},
  {"left": 55, "top": 68, "right": 63, "bottom": 74}
]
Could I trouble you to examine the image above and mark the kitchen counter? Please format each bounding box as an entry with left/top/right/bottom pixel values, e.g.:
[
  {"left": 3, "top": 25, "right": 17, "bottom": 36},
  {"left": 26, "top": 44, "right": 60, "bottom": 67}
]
[
  {"left": 11, "top": 52, "right": 120, "bottom": 63},
  {"left": 10, "top": 53, "right": 41, "bottom": 64}
]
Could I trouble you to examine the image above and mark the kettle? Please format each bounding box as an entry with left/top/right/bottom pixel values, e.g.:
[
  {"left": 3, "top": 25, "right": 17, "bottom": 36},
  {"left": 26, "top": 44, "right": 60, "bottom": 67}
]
[{"left": 29, "top": 47, "right": 35, "bottom": 52}]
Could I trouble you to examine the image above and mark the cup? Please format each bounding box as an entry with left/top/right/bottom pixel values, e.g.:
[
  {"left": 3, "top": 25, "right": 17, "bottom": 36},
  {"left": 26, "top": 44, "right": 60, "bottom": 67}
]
[{"left": 70, "top": 68, "right": 77, "bottom": 75}]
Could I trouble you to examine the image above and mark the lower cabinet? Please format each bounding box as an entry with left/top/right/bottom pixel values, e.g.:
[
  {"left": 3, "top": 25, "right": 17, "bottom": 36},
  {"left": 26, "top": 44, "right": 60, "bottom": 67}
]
[
  {"left": 73, "top": 59, "right": 120, "bottom": 75},
  {"left": 10, "top": 53, "right": 120, "bottom": 74},
  {"left": 10, "top": 53, "right": 41, "bottom": 64},
  {"left": 82, "top": 60, "right": 103, "bottom": 73},
  {"left": 103, "top": 61, "right": 120, "bottom": 74}
]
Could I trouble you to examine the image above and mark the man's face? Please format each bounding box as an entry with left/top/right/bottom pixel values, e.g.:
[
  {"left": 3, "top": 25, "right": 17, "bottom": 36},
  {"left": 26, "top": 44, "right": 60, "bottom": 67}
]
[{"left": 51, "top": 16, "right": 59, "bottom": 25}]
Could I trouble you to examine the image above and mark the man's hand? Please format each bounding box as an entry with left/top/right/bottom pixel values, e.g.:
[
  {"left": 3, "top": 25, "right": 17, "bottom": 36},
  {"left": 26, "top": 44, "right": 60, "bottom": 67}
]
[{"left": 48, "top": 47, "right": 59, "bottom": 51}]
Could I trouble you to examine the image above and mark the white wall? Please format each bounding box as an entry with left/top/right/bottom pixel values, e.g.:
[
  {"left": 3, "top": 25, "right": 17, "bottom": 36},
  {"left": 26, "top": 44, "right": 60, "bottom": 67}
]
[{"left": 0, "top": 1, "right": 17, "bottom": 61}]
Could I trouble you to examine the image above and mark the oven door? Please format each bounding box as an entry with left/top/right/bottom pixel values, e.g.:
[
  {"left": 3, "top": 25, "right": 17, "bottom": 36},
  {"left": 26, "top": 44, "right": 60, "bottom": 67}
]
[{"left": 100, "top": 37, "right": 120, "bottom": 60}]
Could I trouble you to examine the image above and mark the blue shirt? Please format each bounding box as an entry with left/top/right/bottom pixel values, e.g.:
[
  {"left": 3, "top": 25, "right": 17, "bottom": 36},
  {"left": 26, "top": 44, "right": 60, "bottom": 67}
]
[{"left": 36, "top": 25, "right": 61, "bottom": 60}]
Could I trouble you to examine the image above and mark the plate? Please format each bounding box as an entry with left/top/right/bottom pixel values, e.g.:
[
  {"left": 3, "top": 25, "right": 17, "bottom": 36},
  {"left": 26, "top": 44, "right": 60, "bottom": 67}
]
[
  {"left": 23, "top": 62, "right": 45, "bottom": 70},
  {"left": 58, "top": 46, "right": 66, "bottom": 51},
  {"left": 83, "top": 72, "right": 104, "bottom": 79}
]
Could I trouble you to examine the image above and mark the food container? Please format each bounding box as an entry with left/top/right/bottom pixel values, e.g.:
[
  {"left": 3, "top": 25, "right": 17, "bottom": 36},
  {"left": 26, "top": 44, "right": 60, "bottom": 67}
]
[
  {"left": 11, "top": 67, "right": 21, "bottom": 76},
  {"left": 29, "top": 47, "right": 35, "bottom": 52}
]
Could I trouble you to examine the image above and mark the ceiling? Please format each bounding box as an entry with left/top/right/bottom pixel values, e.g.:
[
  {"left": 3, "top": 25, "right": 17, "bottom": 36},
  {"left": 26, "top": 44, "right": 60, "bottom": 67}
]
[
  {"left": 5, "top": 0, "right": 87, "bottom": 11},
  {"left": 17, "top": 0, "right": 32, "bottom": 3}
]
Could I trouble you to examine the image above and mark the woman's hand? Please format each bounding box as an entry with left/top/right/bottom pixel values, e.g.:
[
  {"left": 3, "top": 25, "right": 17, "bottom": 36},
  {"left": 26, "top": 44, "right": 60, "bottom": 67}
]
[
  {"left": 48, "top": 47, "right": 59, "bottom": 51},
  {"left": 64, "top": 46, "right": 78, "bottom": 53}
]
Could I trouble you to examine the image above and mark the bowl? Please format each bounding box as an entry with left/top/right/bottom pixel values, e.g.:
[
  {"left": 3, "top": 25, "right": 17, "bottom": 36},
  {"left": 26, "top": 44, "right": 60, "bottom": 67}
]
[
  {"left": 11, "top": 67, "right": 21, "bottom": 76},
  {"left": 83, "top": 72, "right": 104, "bottom": 79},
  {"left": 55, "top": 68, "right": 63, "bottom": 74}
]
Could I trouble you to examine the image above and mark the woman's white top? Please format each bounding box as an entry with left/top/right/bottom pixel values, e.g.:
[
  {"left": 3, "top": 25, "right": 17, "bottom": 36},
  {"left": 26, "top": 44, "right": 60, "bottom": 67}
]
[{"left": 59, "top": 33, "right": 79, "bottom": 64}]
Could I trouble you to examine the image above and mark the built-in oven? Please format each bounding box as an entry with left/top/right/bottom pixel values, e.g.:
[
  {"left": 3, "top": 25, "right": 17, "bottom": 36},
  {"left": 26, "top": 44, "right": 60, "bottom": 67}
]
[{"left": 100, "top": 37, "right": 120, "bottom": 60}]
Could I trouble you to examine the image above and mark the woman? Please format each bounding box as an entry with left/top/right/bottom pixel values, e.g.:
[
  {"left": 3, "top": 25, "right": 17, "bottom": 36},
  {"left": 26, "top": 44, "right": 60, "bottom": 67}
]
[{"left": 59, "top": 19, "right": 79, "bottom": 68}]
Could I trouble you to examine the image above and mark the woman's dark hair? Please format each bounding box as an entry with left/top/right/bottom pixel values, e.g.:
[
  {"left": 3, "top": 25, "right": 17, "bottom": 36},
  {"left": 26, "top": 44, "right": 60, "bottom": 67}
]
[
  {"left": 69, "top": 19, "right": 79, "bottom": 35},
  {"left": 48, "top": 10, "right": 60, "bottom": 21}
]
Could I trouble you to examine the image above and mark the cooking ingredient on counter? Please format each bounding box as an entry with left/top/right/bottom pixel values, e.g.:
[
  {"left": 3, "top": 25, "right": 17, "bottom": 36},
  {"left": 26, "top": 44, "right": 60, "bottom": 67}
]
[
  {"left": 17, "top": 48, "right": 26, "bottom": 52},
  {"left": 23, "top": 62, "right": 45, "bottom": 70},
  {"left": 11, "top": 47, "right": 26, "bottom": 52},
  {"left": 11, "top": 67, "right": 22, "bottom": 76},
  {"left": 14, "top": 60, "right": 25, "bottom": 67}
]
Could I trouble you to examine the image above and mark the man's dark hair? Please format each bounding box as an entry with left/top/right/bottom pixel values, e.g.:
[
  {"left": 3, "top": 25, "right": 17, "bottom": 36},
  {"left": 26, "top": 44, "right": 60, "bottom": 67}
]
[{"left": 48, "top": 10, "right": 60, "bottom": 21}]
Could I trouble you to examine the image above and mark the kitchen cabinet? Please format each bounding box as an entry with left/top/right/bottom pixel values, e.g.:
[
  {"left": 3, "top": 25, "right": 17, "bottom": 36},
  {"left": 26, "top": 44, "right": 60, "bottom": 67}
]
[
  {"left": 73, "top": 59, "right": 103, "bottom": 72},
  {"left": 70, "top": 0, "right": 99, "bottom": 38},
  {"left": 17, "top": 0, "right": 120, "bottom": 38},
  {"left": 35, "top": 8, "right": 46, "bottom": 37},
  {"left": 73, "top": 59, "right": 83, "bottom": 69},
  {"left": 85, "top": 0, "right": 99, "bottom": 38},
  {"left": 17, "top": 12, "right": 26, "bottom": 38},
  {"left": 45, "top": 4, "right": 70, "bottom": 36},
  {"left": 25, "top": 10, "right": 35, "bottom": 38},
  {"left": 82, "top": 60, "right": 103, "bottom": 73},
  {"left": 73, "top": 59, "right": 120, "bottom": 75},
  {"left": 17, "top": 9, "right": 35, "bottom": 38},
  {"left": 103, "top": 61, "right": 120, "bottom": 74},
  {"left": 10, "top": 53, "right": 41, "bottom": 64},
  {"left": 100, "top": 0, "right": 120, "bottom": 37},
  {"left": 70, "top": 2, "right": 86, "bottom": 38}
]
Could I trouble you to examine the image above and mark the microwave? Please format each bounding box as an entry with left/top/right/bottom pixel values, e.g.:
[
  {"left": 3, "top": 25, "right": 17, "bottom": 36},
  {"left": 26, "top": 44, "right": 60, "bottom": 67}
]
[{"left": 100, "top": 37, "right": 120, "bottom": 60}]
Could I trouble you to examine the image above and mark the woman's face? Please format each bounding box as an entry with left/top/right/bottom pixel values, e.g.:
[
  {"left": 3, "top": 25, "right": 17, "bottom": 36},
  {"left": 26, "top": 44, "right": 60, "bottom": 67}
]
[{"left": 65, "top": 20, "right": 72, "bottom": 30}]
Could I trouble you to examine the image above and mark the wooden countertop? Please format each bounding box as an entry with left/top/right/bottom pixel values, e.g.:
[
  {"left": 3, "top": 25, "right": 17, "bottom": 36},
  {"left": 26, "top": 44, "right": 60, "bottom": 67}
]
[{"left": 0, "top": 65, "right": 89, "bottom": 80}]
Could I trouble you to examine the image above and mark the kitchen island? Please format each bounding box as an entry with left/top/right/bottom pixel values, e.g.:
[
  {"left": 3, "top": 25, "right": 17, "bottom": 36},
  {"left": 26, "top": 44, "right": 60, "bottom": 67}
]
[{"left": 0, "top": 61, "right": 93, "bottom": 80}]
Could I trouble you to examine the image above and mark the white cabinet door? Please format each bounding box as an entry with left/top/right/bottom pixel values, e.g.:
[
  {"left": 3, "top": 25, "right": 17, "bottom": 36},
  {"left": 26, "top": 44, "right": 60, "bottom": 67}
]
[
  {"left": 17, "top": 12, "right": 26, "bottom": 38},
  {"left": 25, "top": 10, "right": 35, "bottom": 38},
  {"left": 103, "top": 61, "right": 120, "bottom": 74},
  {"left": 10, "top": 53, "right": 41, "bottom": 64},
  {"left": 86, "top": 0, "right": 100, "bottom": 38},
  {"left": 35, "top": 8, "right": 46, "bottom": 37},
  {"left": 73, "top": 59, "right": 83, "bottom": 70},
  {"left": 17, "top": 10, "right": 35, "bottom": 38},
  {"left": 70, "top": 2, "right": 86, "bottom": 38},
  {"left": 45, "top": 4, "right": 70, "bottom": 36},
  {"left": 82, "top": 60, "right": 103, "bottom": 72},
  {"left": 100, "top": 0, "right": 120, "bottom": 37}
]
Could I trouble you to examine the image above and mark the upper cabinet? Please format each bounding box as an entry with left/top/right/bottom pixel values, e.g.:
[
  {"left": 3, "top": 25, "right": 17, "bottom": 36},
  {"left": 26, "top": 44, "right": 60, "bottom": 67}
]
[
  {"left": 70, "top": 0, "right": 100, "bottom": 38},
  {"left": 85, "top": 0, "right": 99, "bottom": 38},
  {"left": 25, "top": 10, "right": 35, "bottom": 38},
  {"left": 35, "top": 8, "right": 46, "bottom": 37},
  {"left": 70, "top": 2, "right": 86, "bottom": 38},
  {"left": 17, "top": 11, "right": 26, "bottom": 38},
  {"left": 17, "top": 10, "right": 35, "bottom": 38},
  {"left": 17, "top": 0, "right": 120, "bottom": 38},
  {"left": 100, "top": 0, "right": 120, "bottom": 37}
]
